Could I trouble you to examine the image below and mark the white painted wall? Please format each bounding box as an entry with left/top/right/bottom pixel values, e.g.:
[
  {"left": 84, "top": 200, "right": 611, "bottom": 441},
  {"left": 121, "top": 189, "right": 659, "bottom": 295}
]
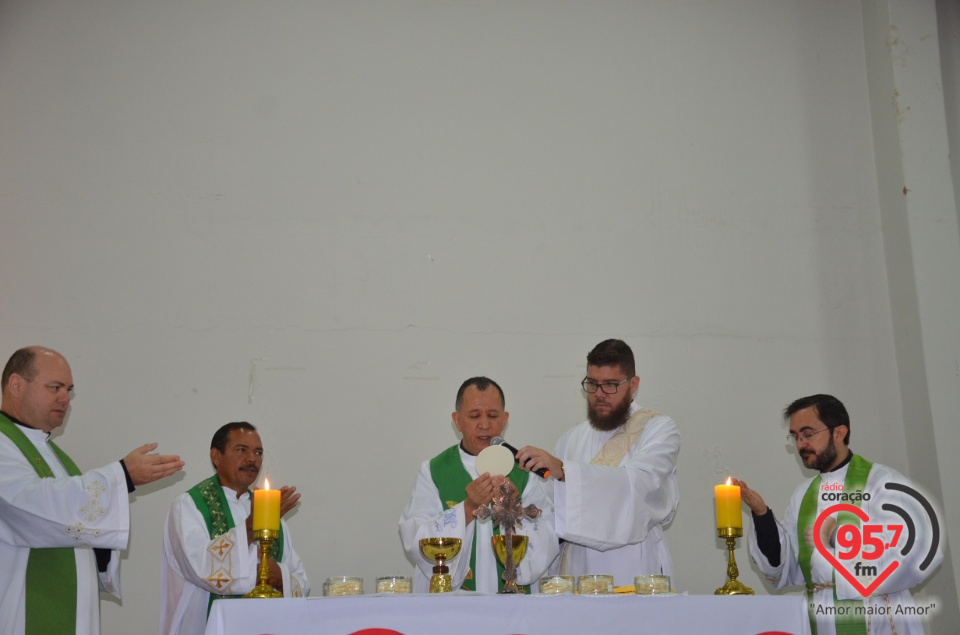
[
  {"left": 863, "top": 2, "right": 960, "bottom": 633},
  {"left": 1, "top": 1, "right": 956, "bottom": 633}
]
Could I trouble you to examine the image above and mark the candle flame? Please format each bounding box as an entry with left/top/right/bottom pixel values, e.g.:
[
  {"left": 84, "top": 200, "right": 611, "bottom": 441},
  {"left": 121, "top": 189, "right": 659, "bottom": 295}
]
[
  {"left": 263, "top": 477, "right": 271, "bottom": 490},
  {"left": 726, "top": 477, "right": 732, "bottom": 486}
]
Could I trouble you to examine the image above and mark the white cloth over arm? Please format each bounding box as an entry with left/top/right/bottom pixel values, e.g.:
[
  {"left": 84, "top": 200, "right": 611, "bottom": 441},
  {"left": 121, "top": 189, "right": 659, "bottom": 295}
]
[
  {"left": 552, "top": 404, "right": 680, "bottom": 585},
  {"left": 747, "top": 461, "right": 943, "bottom": 635},
  {"left": 160, "top": 488, "right": 309, "bottom": 635},
  {"left": 398, "top": 447, "right": 559, "bottom": 593},
  {"left": 0, "top": 427, "right": 129, "bottom": 635}
]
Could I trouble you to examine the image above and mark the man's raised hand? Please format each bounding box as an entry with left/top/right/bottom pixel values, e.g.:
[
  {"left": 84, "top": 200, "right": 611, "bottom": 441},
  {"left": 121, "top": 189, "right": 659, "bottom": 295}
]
[{"left": 124, "top": 443, "right": 185, "bottom": 486}]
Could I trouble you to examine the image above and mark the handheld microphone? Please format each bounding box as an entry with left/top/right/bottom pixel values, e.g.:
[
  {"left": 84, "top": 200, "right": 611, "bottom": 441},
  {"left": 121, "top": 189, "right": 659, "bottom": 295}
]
[{"left": 491, "top": 436, "right": 550, "bottom": 479}]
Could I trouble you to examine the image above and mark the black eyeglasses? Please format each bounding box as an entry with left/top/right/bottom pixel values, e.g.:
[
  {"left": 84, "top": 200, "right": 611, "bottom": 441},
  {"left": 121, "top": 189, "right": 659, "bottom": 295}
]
[{"left": 581, "top": 377, "right": 632, "bottom": 394}]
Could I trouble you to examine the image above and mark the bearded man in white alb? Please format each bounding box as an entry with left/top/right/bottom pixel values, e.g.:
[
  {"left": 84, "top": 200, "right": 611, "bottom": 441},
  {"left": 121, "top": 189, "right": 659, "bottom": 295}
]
[
  {"left": 516, "top": 339, "right": 680, "bottom": 587},
  {"left": 735, "top": 394, "right": 943, "bottom": 635}
]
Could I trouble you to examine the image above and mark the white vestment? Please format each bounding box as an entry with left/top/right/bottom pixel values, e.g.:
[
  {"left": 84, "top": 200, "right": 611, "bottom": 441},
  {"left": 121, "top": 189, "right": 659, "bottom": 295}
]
[
  {"left": 160, "top": 486, "right": 309, "bottom": 635},
  {"left": 0, "top": 425, "right": 128, "bottom": 635},
  {"left": 398, "top": 446, "right": 559, "bottom": 593},
  {"left": 551, "top": 402, "right": 680, "bottom": 586},
  {"left": 747, "top": 460, "right": 943, "bottom": 635}
]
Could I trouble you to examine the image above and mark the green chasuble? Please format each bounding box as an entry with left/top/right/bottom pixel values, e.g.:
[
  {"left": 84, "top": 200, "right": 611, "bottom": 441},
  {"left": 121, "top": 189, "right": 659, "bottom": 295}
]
[
  {"left": 429, "top": 444, "right": 531, "bottom": 592},
  {"left": 187, "top": 475, "right": 284, "bottom": 615},
  {"left": 0, "top": 413, "right": 83, "bottom": 635},
  {"left": 797, "top": 454, "right": 873, "bottom": 635}
]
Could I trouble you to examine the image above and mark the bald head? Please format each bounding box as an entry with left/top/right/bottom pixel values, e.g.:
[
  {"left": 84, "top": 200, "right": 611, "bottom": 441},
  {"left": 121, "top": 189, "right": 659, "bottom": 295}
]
[{"left": 2, "top": 347, "right": 74, "bottom": 432}]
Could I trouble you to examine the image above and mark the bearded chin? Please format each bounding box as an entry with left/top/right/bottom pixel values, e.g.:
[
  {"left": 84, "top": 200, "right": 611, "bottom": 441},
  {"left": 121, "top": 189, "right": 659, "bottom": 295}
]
[
  {"left": 807, "top": 437, "right": 838, "bottom": 472},
  {"left": 588, "top": 397, "right": 632, "bottom": 432}
]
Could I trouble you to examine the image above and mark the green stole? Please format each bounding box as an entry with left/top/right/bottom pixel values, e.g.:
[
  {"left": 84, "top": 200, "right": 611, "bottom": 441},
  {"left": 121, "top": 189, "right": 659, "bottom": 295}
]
[
  {"left": 0, "top": 413, "right": 83, "bottom": 635},
  {"left": 797, "top": 454, "right": 872, "bottom": 635},
  {"left": 429, "top": 444, "right": 531, "bottom": 593},
  {"left": 186, "top": 475, "right": 284, "bottom": 615}
]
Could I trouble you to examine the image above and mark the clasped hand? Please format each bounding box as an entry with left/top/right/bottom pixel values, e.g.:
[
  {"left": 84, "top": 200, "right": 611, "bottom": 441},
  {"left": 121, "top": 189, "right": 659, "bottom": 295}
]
[{"left": 465, "top": 474, "right": 504, "bottom": 519}]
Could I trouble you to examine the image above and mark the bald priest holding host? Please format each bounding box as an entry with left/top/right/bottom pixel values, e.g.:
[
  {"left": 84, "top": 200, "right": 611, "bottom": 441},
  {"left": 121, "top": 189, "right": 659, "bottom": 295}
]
[
  {"left": 0, "top": 346, "right": 183, "bottom": 635},
  {"left": 400, "top": 339, "right": 681, "bottom": 590}
]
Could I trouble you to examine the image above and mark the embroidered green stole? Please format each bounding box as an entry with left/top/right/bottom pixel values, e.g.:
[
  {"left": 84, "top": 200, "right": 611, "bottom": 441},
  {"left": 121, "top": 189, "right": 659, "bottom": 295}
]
[
  {"left": 797, "top": 454, "right": 872, "bottom": 635},
  {"left": 429, "top": 445, "right": 531, "bottom": 592},
  {"left": 187, "top": 474, "right": 284, "bottom": 615},
  {"left": 0, "top": 413, "right": 82, "bottom": 635}
]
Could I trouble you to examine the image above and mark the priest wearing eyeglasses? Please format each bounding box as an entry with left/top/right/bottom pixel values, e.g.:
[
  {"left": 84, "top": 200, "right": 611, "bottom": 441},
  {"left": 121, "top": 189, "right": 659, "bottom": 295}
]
[
  {"left": 514, "top": 339, "right": 680, "bottom": 587},
  {"left": 734, "top": 394, "right": 943, "bottom": 635}
]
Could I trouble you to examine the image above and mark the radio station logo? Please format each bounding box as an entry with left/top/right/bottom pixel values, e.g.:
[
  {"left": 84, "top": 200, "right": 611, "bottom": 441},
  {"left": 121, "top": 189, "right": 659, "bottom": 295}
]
[{"left": 813, "top": 482, "right": 940, "bottom": 598}]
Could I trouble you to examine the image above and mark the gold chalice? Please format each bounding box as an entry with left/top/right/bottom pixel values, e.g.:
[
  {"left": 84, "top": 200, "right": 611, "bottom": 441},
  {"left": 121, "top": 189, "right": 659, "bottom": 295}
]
[
  {"left": 492, "top": 534, "right": 528, "bottom": 594},
  {"left": 419, "top": 537, "right": 462, "bottom": 593}
]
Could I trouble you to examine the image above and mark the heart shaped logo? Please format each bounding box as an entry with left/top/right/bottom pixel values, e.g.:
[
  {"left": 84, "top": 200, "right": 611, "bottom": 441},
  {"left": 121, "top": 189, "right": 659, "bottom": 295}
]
[{"left": 813, "top": 503, "right": 899, "bottom": 596}]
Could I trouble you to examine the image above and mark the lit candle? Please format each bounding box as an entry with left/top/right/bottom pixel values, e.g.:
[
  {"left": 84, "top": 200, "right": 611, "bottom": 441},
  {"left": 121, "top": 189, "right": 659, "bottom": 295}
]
[
  {"left": 714, "top": 478, "right": 742, "bottom": 529},
  {"left": 252, "top": 478, "right": 281, "bottom": 531}
]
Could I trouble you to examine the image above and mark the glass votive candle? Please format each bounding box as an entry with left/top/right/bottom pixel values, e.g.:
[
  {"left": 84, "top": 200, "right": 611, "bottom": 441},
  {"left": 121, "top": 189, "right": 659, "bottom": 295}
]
[
  {"left": 323, "top": 576, "right": 363, "bottom": 596},
  {"left": 634, "top": 574, "right": 671, "bottom": 594},
  {"left": 539, "top": 575, "right": 576, "bottom": 594},
  {"left": 376, "top": 576, "right": 412, "bottom": 594},
  {"left": 577, "top": 574, "right": 614, "bottom": 594}
]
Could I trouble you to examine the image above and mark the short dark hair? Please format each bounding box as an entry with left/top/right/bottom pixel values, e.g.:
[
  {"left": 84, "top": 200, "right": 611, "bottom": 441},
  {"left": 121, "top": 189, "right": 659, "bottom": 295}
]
[
  {"left": 2, "top": 347, "right": 39, "bottom": 391},
  {"left": 784, "top": 394, "right": 850, "bottom": 444},
  {"left": 455, "top": 377, "right": 505, "bottom": 410},
  {"left": 211, "top": 421, "right": 258, "bottom": 452},
  {"left": 586, "top": 339, "right": 636, "bottom": 377}
]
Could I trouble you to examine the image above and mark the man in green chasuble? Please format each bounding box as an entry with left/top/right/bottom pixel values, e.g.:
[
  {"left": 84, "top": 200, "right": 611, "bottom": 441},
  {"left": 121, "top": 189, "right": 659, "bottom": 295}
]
[
  {"left": 735, "top": 394, "right": 943, "bottom": 635},
  {"left": 160, "top": 422, "right": 309, "bottom": 635},
  {"left": 0, "top": 345, "right": 184, "bottom": 635},
  {"left": 399, "top": 377, "right": 558, "bottom": 593}
]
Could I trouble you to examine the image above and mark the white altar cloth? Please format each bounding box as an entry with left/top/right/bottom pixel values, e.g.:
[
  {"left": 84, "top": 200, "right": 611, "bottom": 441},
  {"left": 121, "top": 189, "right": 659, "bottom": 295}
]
[{"left": 205, "top": 592, "right": 811, "bottom": 635}]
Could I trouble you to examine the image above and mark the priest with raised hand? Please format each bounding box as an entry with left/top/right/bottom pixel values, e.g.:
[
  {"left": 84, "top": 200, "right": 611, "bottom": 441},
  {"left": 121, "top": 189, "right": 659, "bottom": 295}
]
[
  {"left": 399, "top": 376, "right": 559, "bottom": 593},
  {"left": 161, "top": 422, "right": 308, "bottom": 635},
  {"left": 0, "top": 346, "right": 185, "bottom": 635},
  {"left": 735, "top": 394, "right": 943, "bottom": 635}
]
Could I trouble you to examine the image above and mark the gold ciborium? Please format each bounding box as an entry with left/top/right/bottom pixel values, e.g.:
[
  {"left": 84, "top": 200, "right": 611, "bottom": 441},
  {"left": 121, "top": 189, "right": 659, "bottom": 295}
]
[
  {"left": 492, "top": 534, "right": 528, "bottom": 594},
  {"left": 419, "top": 537, "right": 462, "bottom": 593},
  {"left": 714, "top": 527, "right": 754, "bottom": 595},
  {"left": 244, "top": 528, "right": 283, "bottom": 598}
]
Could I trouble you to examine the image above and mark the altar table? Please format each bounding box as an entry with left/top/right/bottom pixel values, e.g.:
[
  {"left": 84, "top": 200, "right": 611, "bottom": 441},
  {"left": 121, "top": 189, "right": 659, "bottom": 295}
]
[{"left": 205, "top": 593, "right": 812, "bottom": 635}]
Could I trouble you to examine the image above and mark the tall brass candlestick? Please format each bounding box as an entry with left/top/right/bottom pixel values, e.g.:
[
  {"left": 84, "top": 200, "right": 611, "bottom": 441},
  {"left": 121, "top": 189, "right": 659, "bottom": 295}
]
[
  {"left": 245, "top": 528, "right": 283, "bottom": 598},
  {"left": 714, "top": 527, "right": 754, "bottom": 595}
]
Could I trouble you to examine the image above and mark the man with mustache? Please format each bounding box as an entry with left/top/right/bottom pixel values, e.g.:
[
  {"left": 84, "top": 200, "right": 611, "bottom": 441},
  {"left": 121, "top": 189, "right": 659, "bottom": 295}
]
[
  {"left": 160, "top": 422, "right": 308, "bottom": 635},
  {"left": 399, "top": 376, "right": 558, "bottom": 592},
  {"left": 0, "top": 346, "right": 184, "bottom": 635},
  {"left": 735, "top": 394, "right": 943, "bottom": 635},
  {"left": 515, "top": 339, "right": 680, "bottom": 586}
]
